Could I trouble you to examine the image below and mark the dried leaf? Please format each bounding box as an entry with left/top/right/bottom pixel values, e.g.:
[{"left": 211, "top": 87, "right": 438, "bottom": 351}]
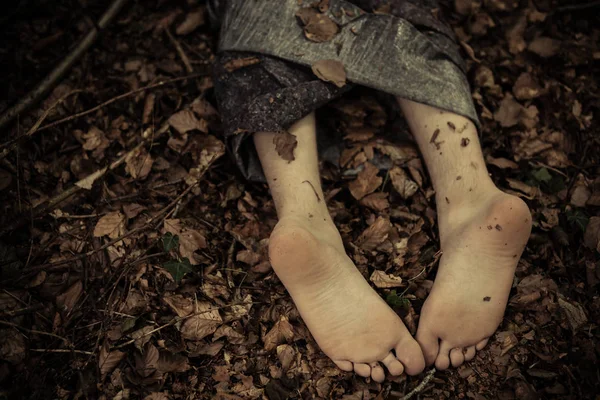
[
  {"left": 528, "top": 36, "right": 560, "bottom": 58},
  {"left": 82, "top": 126, "right": 110, "bottom": 160},
  {"left": 312, "top": 59, "right": 346, "bottom": 88},
  {"left": 163, "top": 219, "right": 207, "bottom": 265},
  {"left": 99, "top": 344, "right": 125, "bottom": 377},
  {"left": 494, "top": 94, "right": 523, "bottom": 128},
  {"left": 263, "top": 316, "right": 294, "bottom": 351},
  {"left": 348, "top": 162, "right": 382, "bottom": 200},
  {"left": 123, "top": 203, "right": 146, "bottom": 219},
  {"left": 163, "top": 294, "right": 194, "bottom": 318},
  {"left": 125, "top": 147, "right": 153, "bottom": 180},
  {"left": 157, "top": 351, "right": 190, "bottom": 373},
  {"left": 0, "top": 329, "right": 26, "bottom": 364},
  {"left": 370, "top": 270, "right": 403, "bottom": 288},
  {"left": 389, "top": 167, "right": 419, "bottom": 199},
  {"left": 179, "top": 302, "right": 222, "bottom": 340},
  {"left": 135, "top": 343, "right": 159, "bottom": 378},
  {"left": 213, "top": 325, "right": 245, "bottom": 344},
  {"left": 144, "top": 393, "right": 170, "bottom": 400},
  {"left": 131, "top": 326, "right": 155, "bottom": 352},
  {"left": 175, "top": 8, "right": 205, "bottom": 35},
  {"left": 357, "top": 217, "right": 391, "bottom": 251},
  {"left": 296, "top": 8, "right": 339, "bottom": 43},
  {"left": 276, "top": 344, "right": 295, "bottom": 370},
  {"left": 486, "top": 155, "right": 518, "bottom": 169},
  {"left": 75, "top": 167, "right": 107, "bottom": 190},
  {"left": 272, "top": 131, "right": 297, "bottom": 162},
  {"left": 223, "top": 57, "right": 260, "bottom": 73},
  {"left": 168, "top": 110, "right": 208, "bottom": 134},
  {"left": 360, "top": 192, "right": 389, "bottom": 211},
  {"left": 558, "top": 297, "right": 588, "bottom": 331},
  {"left": 513, "top": 72, "right": 541, "bottom": 100},
  {"left": 56, "top": 281, "right": 83, "bottom": 313},
  {"left": 94, "top": 211, "right": 126, "bottom": 239},
  {"left": 583, "top": 217, "right": 600, "bottom": 252}
]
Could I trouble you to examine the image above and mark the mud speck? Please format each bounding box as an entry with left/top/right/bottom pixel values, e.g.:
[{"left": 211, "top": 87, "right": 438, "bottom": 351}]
[{"left": 483, "top": 296, "right": 491, "bottom": 302}]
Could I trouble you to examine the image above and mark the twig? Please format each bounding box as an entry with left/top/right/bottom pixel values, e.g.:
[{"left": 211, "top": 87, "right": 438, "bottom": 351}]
[
  {"left": 30, "top": 348, "right": 94, "bottom": 356},
  {"left": 0, "top": 320, "right": 72, "bottom": 345},
  {"left": 0, "top": 0, "right": 129, "bottom": 132},
  {"left": 557, "top": 0, "right": 600, "bottom": 12},
  {"left": 37, "top": 73, "right": 207, "bottom": 132},
  {"left": 0, "top": 304, "right": 44, "bottom": 318},
  {"left": 393, "top": 369, "right": 436, "bottom": 400},
  {"left": 165, "top": 29, "right": 194, "bottom": 73}
]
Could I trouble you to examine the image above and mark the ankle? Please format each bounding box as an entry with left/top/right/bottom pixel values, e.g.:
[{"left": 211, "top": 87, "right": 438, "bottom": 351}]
[{"left": 275, "top": 214, "right": 343, "bottom": 250}]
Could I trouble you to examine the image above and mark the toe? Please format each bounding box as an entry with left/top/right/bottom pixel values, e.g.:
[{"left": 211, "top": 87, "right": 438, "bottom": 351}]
[
  {"left": 464, "top": 346, "right": 476, "bottom": 361},
  {"left": 354, "top": 363, "right": 371, "bottom": 378},
  {"left": 476, "top": 338, "right": 489, "bottom": 351},
  {"left": 382, "top": 352, "right": 404, "bottom": 376},
  {"left": 395, "top": 337, "right": 426, "bottom": 376},
  {"left": 434, "top": 341, "right": 452, "bottom": 370},
  {"left": 334, "top": 360, "right": 354, "bottom": 372},
  {"left": 370, "top": 362, "right": 385, "bottom": 383},
  {"left": 416, "top": 328, "right": 440, "bottom": 367},
  {"left": 450, "top": 348, "right": 465, "bottom": 367}
]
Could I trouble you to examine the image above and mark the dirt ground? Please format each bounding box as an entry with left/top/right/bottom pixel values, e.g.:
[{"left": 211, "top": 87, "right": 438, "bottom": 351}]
[{"left": 0, "top": 0, "right": 599, "bottom": 399}]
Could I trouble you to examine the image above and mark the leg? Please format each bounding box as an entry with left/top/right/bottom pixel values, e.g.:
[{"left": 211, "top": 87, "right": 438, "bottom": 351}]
[
  {"left": 397, "top": 99, "right": 532, "bottom": 369},
  {"left": 255, "top": 113, "right": 425, "bottom": 381}
]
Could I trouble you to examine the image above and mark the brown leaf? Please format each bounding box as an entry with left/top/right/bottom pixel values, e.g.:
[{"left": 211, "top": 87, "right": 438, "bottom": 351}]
[
  {"left": 175, "top": 8, "right": 206, "bottom": 35},
  {"left": 486, "top": 155, "right": 518, "bottom": 169},
  {"left": 188, "top": 341, "right": 224, "bottom": 357},
  {"left": 389, "top": 167, "right": 419, "bottom": 199},
  {"left": 494, "top": 94, "right": 523, "bottom": 128},
  {"left": 369, "top": 270, "right": 403, "bottom": 288},
  {"left": 312, "top": 59, "right": 346, "bottom": 88},
  {"left": 125, "top": 147, "right": 153, "bottom": 180},
  {"left": 506, "top": 15, "right": 527, "bottom": 54},
  {"left": 584, "top": 217, "right": 600, "bottom": 252},
  {"left": 263, "top": 316, "right": 294, "bottom": 351},
  {"left": 94, "top": 211, "right": 126, "bottom": 239},
  {"left": 212, "top": 365, "right": 231, "bottom": 383},
  {"left": 558, "top": 297, "right": 588, "bottom": 332},
  {"left": 131, "top": 326, "right": 154, "bottom": 352},
  {"left": 360, "top": 192, "right": 389, "bottom": 211},
  {"left": 144, "top": 393, "right": 171, "bottom": 400},
  {"left": 163, "top": 294, "right": 194, "bottom": 317},
  {"left": 454, "top": 0, "right": 474, "bottom": 15},
  {"left": 163, "top": 219, "right": 207, "bottom": 264},
  {"left": 82, "top": 126, "right": 110, "bottom": 160},
  {"left": 179, "top": 302, "right": 222, "bottom": 340},
  {"left": 348, "top": 162, "right": 382, "bottom": 200},
  {"left": 357, "top": 217, "right": 391, "bottom": 251},
  {"left": 157, "top": 351, "right": 190, "bottom": 373},
  {"left": 56, "top": 281, "right": 83, "bottom": 313},
  {"left": 0, "top": 329, "right": 26, "bottom": 364},
  {"left": 213, "top": 325, "right": 245, "bottom": 344},
  {"left": 135, "top": 343, "right": 159, "bottom": 378},
  {"left": 223, "top": 57, "right": 260, "bottom": 73},
  {"left": 99, "top": 344, "right": 125, "bottom": 378},
  {"left": 273, "top": 131, "right": 297, "bottom": 162},
  {"left": 168, "top": 110, "right": 208, "bottom": 134},
  {"left": 296, "top": 8, "right": 339, "bottom": 43},
  {"left": 528, "top": 36, "right": 560, "bottom": 58},
  {"left": 276, "top": 344, "right": 295, "bottom": 370},
  {"left": 513, "top": 72, "right": 542, "bottom": 100},
  {"left": 123, "top": 203, "right": 146, "bottom": 219}
]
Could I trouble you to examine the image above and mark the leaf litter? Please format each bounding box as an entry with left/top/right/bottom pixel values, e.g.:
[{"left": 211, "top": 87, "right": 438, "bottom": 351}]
[{"left": 0, "top": 0, "right": 599, "bottom": 399}]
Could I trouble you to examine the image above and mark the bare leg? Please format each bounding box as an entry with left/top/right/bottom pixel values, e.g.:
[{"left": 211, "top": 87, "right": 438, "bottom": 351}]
[
  {"left": 255, "top": 113, "right": 425, "bottom": 381},
  {"left": 398, "top": 99, "right": 532, "bottom": 369}
]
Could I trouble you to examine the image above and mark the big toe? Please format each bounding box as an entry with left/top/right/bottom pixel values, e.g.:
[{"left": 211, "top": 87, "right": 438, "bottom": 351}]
[
  {"left": 416, "top": 328, "right": 440, "bottom": 366},
  {"left": 370, "top": 362, "right": 385, "bottom": 383},
  {"left": 395, "top": 336, "right": 426, "bottom": 375}
]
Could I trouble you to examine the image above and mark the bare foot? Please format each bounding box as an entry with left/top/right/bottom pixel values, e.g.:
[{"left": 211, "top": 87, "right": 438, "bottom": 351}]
[
  {"left": 416, "top": 191, "right": 532, "bottom": 369},
  {"left": 269, "top": 217, "right": 425, "bottom": 382}
]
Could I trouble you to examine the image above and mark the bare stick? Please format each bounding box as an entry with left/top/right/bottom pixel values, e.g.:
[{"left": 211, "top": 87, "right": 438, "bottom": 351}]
[
  {"left": 30, "top": 348, "right": 94, "bottom": 356},
  {"left": 0, "top": 0, "right": 129, "bottom": 132},
  {"left": 393, "top": 368, "right": 436, "bottom": 400},
  {"left": 0, "top": 320, "right": 72, "bottom": 345},
  {"left": 37, "top": 73, "right": 207, "bottom": 132},
  {"left": 166, "top": 29, "right": 194, "bottom": 74}
]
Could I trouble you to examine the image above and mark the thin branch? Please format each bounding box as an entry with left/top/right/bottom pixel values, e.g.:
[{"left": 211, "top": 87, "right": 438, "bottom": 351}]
[
  {"left": 166, "top": 29, "right": 194, "bottom": 74},
  {"left": 37, "top": 73, "right": 208, "bottom": 132},
  {"left": 30, "top": 348, "right": 94, "bottom": 356},
  {"left": 0, "top": 304, "right": 44, "bottom": 318},
  {"left": 0, "top": 0, "right": 129, "bottom": 132},
  {"left": 393, "top": 368, "right": 436, "bottom": 400},
  {"left": 0, "top": 320, "right": 72, "bottom": 345}
]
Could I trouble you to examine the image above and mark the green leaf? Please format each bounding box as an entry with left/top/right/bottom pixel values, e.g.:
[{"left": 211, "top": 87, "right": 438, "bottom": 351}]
[
  {"left": 385, "top": 290, "right": 411, "bottom": 310},
  {"left": 162, "top": 232, "right": 179, "bottom": 252},
  {"left": 531, "top": 168, "right": 552, "bottom": 183},
  {"left": 566, "top": 209, "right": 589, "bottom": 232},
  {"left": 163, "top": 258, "right": 193, "bottom": 283}
]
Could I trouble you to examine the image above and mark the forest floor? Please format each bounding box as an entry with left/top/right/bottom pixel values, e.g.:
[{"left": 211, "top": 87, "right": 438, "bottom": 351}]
[{"left": 0, "top": 0, "right": 599, "bottom": 399}]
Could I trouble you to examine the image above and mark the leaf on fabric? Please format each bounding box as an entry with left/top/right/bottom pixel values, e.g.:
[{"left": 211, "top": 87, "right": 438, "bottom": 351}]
[
  {"left": 312, "top": 59, "right": 346, "bottom": 88},
  {"left": 273, "top": 131, "right": 297, "bottom": 162},
  {"left": 370, "top": 270, "right": 403, "bottom": 288},
  {"left": 223, "top": 57, "right": 260, "bottom": 73},
  {"left": 296, "top": 8, "right": 339, "bottom": 43},
  {"left": 168, "top": 110, "right": 208, "bottom": 134},
  {"left": 357, "top": 217, "right": 391, "bottom": 251},
  {"left": 179, "top": 302, "right": 222, "bottom": 341},
  {"left": 263, "top": 316, "right": 294, "bottom": 351},
  {"left": 94, "top": 211, "right": 126, "bottom": 239},
  {"left": 348, "top": 162, "right": 382, "bottom": 200},
  {"left": 389, "top": 167, "right": 419, "bottom": 199}
]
